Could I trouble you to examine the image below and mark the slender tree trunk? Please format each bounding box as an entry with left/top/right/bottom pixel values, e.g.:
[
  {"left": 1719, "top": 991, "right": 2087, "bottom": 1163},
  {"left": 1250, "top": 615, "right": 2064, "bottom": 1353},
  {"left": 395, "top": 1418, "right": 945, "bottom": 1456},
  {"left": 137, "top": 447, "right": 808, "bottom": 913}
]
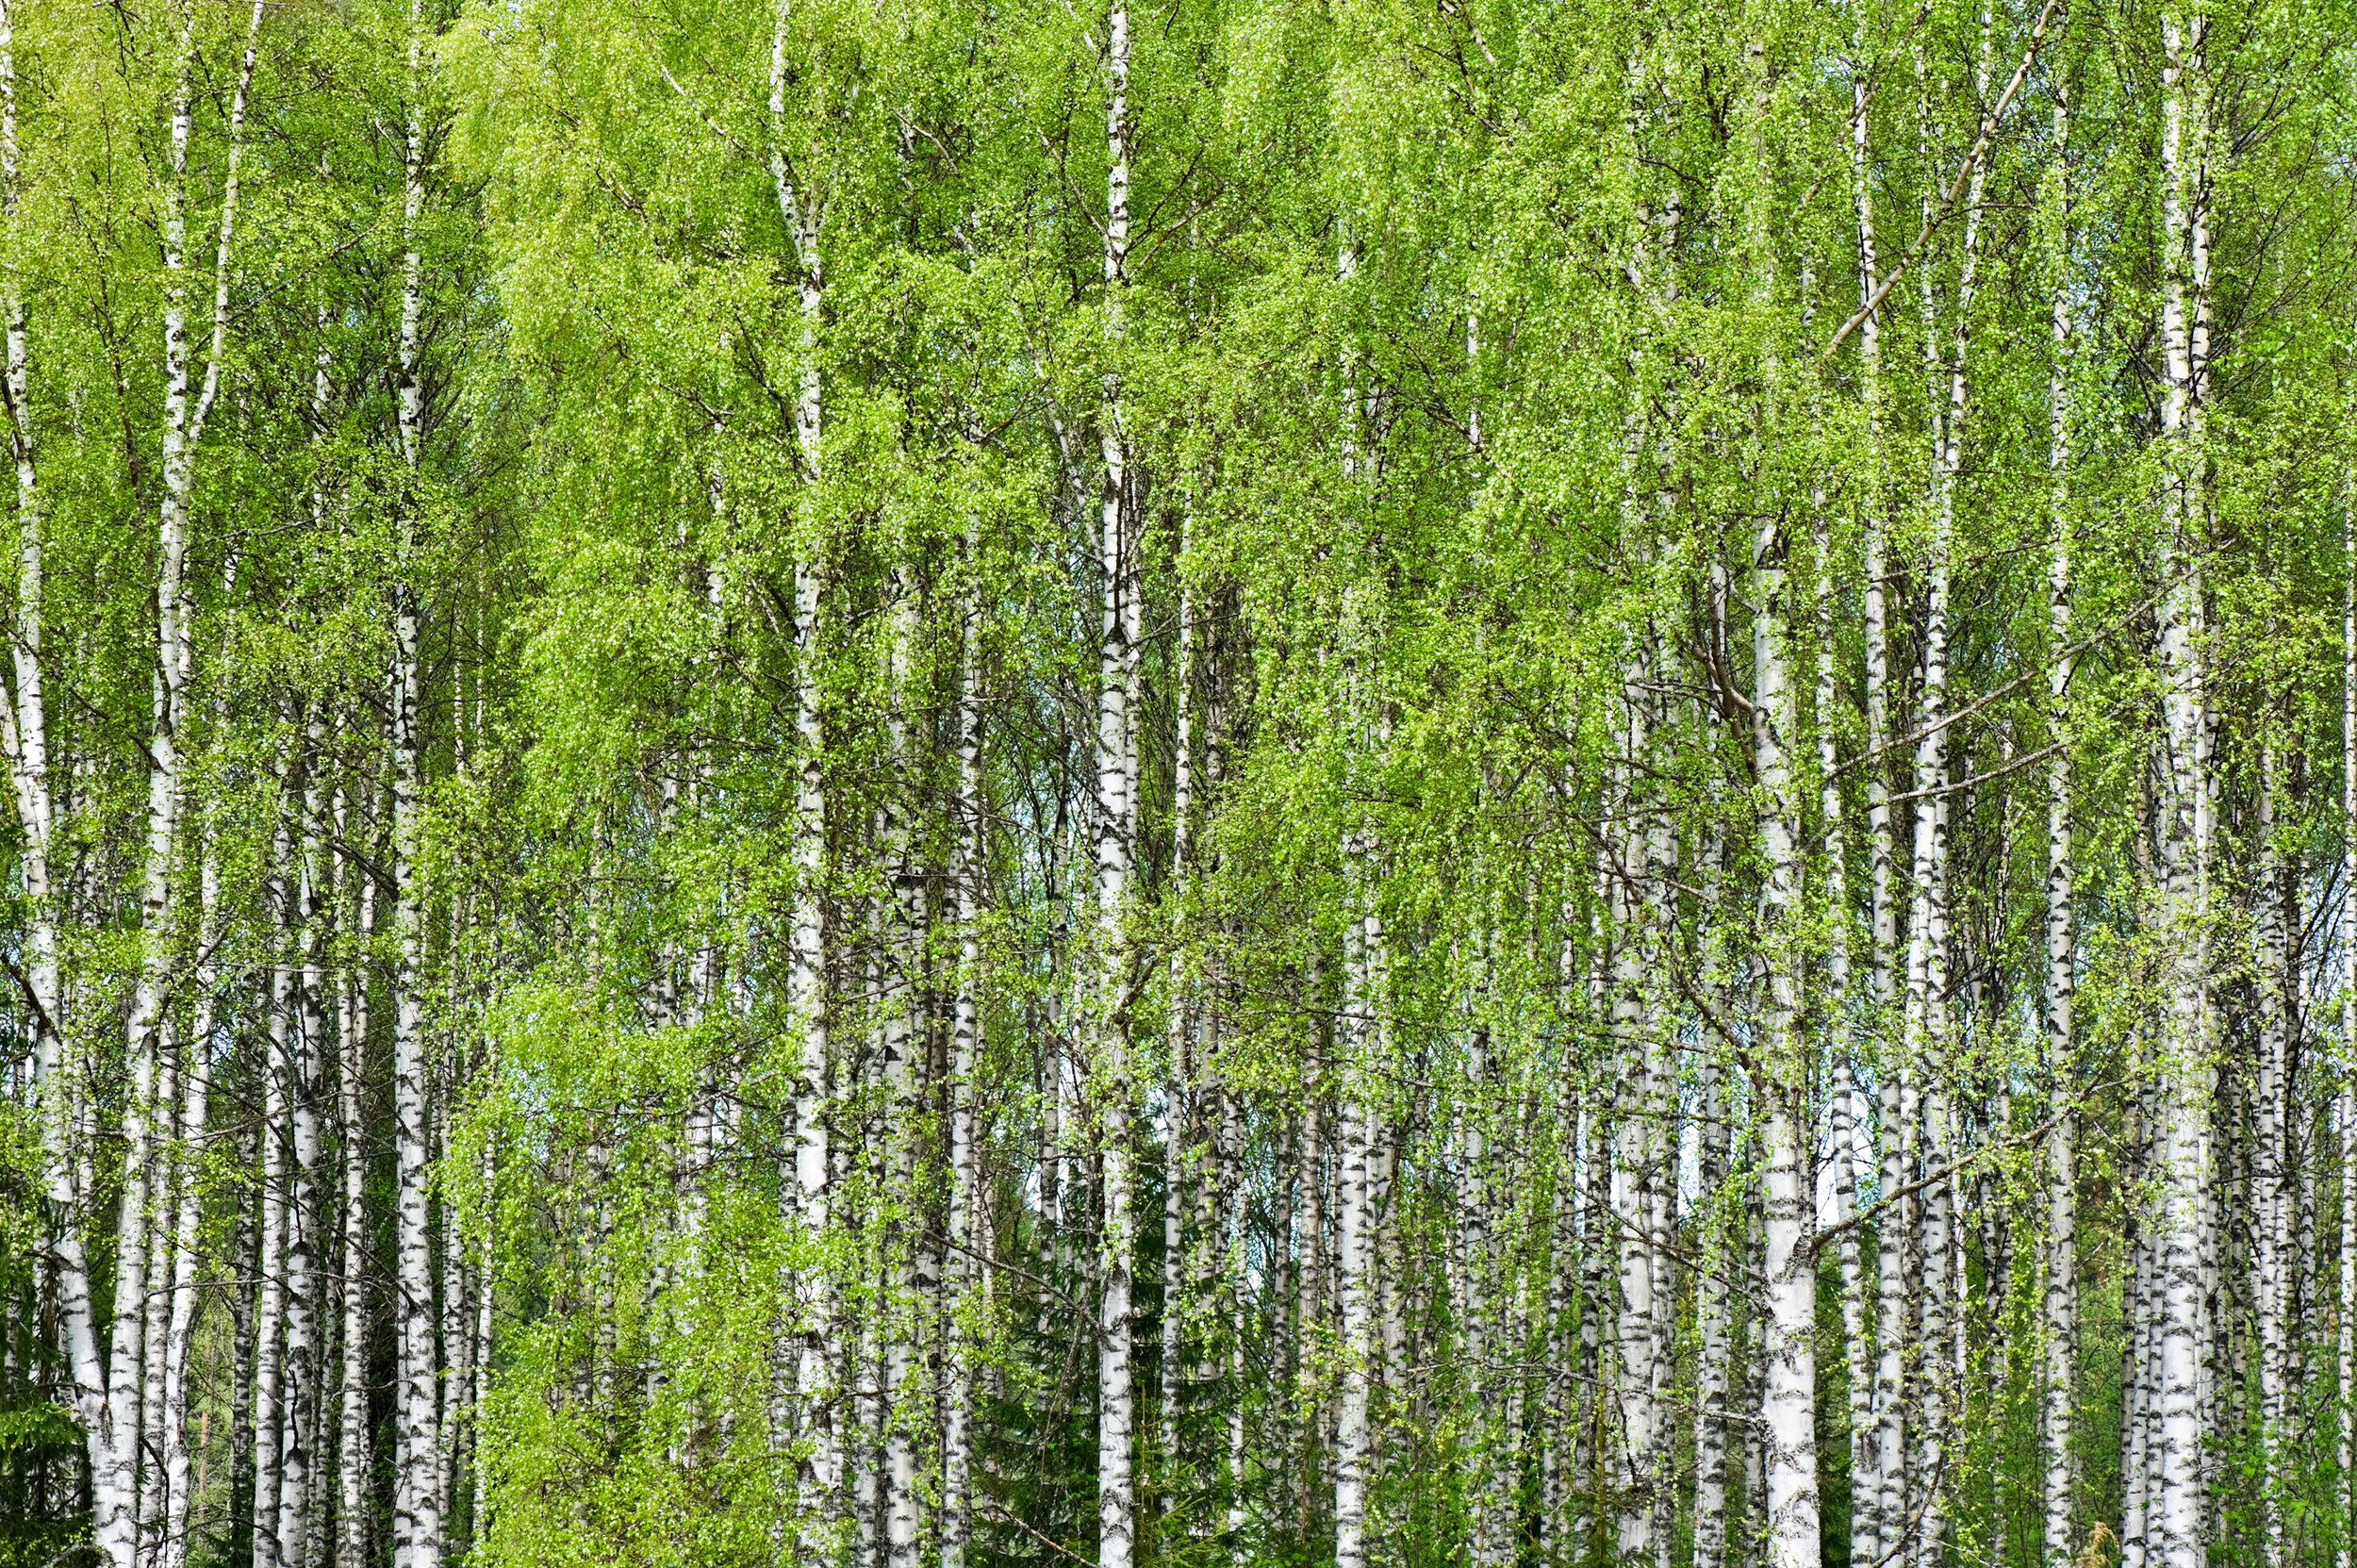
[
  {"left": 280, "top": 734, "right": 329, "bottom": 1568},
  {"left": 341, "top": 814, "right": 377, "bottom": 1568},
  {"left": 882, "top": 582, "right": 924, "bottom": 1568},
  {"left": 2123, "top": 1179, "right": 2151, "bottom": 1568},
  {"left": 766, "top": 0, "right": 835, "bottom": 1541},
  {"left": 1741, "top": 40, "right": 1817, "bottom": 1568},
  {"left": 1225, "top": 1076, "right": 1248, "bottom": 1540},
  {"left": 1162, "top": 569, "right": 1195, "bottom": 1535},
  {"left": 2342, "top": 466, "right": 2357, "bottom": 1568},
  {"left": 2255, "top": 743, "right": 2291, "bottom": 1568},
  {"left": 1576, "top": 1088, "right": 1606, "bottom": 1565},
  {"left": 2151, "top": 13, "right": 2215, "bottom": 1568},
  {"left": 1849, "top": 59, "right": 1906, "bottom": 1568},
  {"left": 94, "top": 8, "right": 260, "bottom": 1559},
  {"left": 2041, "top": 71, "right": 2079, "bottom": 1568},
  {"left": 0, "top": 29, "right": 74, "bottom": 1530},
  {"left": 157, "top": 850, "right": 222, "bottom": 1568},
  {"left": 1815, "top": 416, "right": 1871, "bottom": 1568},
  {"left": 1693, "top": 1057, "right": 1734, "bottom": 1568},
  {"left": 232, "top": 1177, "right": 258, "bottom": 1568},
  {"left": 1333, "top": 841, "right": 1377, "bottom": 1568},
  {"left": 255, "top": 891, "right": 293, "bottom": 1568},
  {"left": 942, "top": 518, "right": 984, "bottom": 1568},
  {"left": 2341, "top": 1088, "right": 2355, "bottom": 1568},
  {"left": 389, "top": 14, "right": 442, "bottom": 1560},
  {"left": 1903, "top": 25, "right": 1987, "bottom": 1565},
  {"left": 1095, "top": 5, "right": 1138, "bottom": 1560},
  {"left": 1752, "top": 356, "right": 1819, "bottom": 1568}
]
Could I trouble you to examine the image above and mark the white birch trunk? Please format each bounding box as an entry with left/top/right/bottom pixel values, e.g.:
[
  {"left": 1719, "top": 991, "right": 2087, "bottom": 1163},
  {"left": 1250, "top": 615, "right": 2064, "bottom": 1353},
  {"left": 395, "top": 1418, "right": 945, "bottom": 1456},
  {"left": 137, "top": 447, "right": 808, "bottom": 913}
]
[
  {"left": 390, "top": 13, "right": 441, "bottom": 1557},
  {"left": 1225, "top": 1081, "right": 1247, "bottom": 1539},
  {"left": 1752, "top": 364, "right": 1818, "bottom": 1568},
  {"left": 96, "top": 7, "right": 259, "bottom": 1556},
  {"left": 1904, "top": 25, "right": 1987, "bottom": 1564},
  {"left": 2255, "top": 744, "right": 2290, "bottom": 1568},
  {"left": 2151, "top": 13, "right": 2215, "bottom": 1568},
  {"left": 2343, "top": 474, "right": 2357, "bottom": 1568},
  {"left": 1848, "top": 63, "right": 1906, "bottom": 1568},
  {"left": 2122, "top": 1193, "right": 2152, "bottom": 1568},
  {"left": 1609, "top": 860, "right": 1656, "bottom": 1568},
  {"left": 2341, "top": 1089, "right": 2355, "bottom": 1568},
  {"left": 1814, "top": 416, "right": 1871, "bottom": 1568},
  {"left": 2041, "top": 73, "right": 2078, "bottom": 1568},
  {"left": 341, "top": 819, "right": 378, "bottom": 1568},
  {"left": 0, "top": 29, "right": 74, "bottom": 1485},
  {"left": 1161, "top": 571, "right": 1194, "bottom": 1519},
  {"left": 280, "top": 740, "right": 329, "bottom": 1568},
  {"left": 156, "top": 850, "right": 222, "bottom": 1568},
  {"left": 1692, "top": 1058, "right": 1734, "bottom": 1568},
  {"left": 1095, "top": 5, "right": 1138, "bottom": 1561},
  {"left": 882, "top": 583, "right": 922, "bottom": 1568},
  {"left": 942, "top": 518, "right": 984, "bottom": 1568},
  {"left": 256, "top": 915, "right": 294, "bottom": 1568},
  {"left": 768, "top": 2, "right": 836, "bottom": 1541},
  {"left": 1333, "top": 861, "right": 1377, "bottom": 1568}
]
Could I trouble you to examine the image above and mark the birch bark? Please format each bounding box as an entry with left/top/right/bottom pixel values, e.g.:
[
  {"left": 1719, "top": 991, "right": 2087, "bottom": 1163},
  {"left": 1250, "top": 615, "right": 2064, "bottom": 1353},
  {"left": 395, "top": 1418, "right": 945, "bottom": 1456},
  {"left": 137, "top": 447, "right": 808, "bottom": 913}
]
[
  {"left": 279, "top": 732, "right": 330, "bottom": 1568},
  {"left": 1900, "top": 27, "right": 1990, "bottom": 1563},
  {"left": 0, "top": 30, "right": 70, "bottom": 1468},
  {"left": 157, "top": 847, "right": 222, "bottom": 1568},
  {"left": 2255, "top": 744, "right": 2290, "bottom": 1568},
  {"left": 766, "top": 0, "right": 836, "bottom": 1539},
  {"left": 1161, "top": 568, "right": 1194, "bottom": 1530},
  {"left": 100, "top": 9, "right": 265, "bottom": 1560},
  {"left": 882, "top": 581, "right": 923, "bottom": 1568},
  {"left": 256, "top": 867, "right": 294, "bottom": 1568},
  {"left": 1848, "top": 61, "right": 1908, "bottom": 1568},
  {"left": 2041, "top": 78, "right": 2078, "bottom": 1568},
  {"left": 1095, "top": 6, "right": 1139, "bottom": 1562},
  {"left": 2343, "top": 474, "right": 2357, "bottom": 1568},
  {"left": 1754, "top": 379, "right": 1819, "bottom": 1568},
  {"left": 1333, "top": 839, "right": 1377, "bottom": 1568},
  {"left": 1743, "top": 38, "right": 1817, "bottom": 1568},
  {"left": 1692, "top": 1055, "right": 1734, "bottom": 1568},
  {"left": 1814, "top": 382, "right": 1869, "bottom": 1568},
  {"left": 389, "top": 8, "right": 442, "bottom": 1560},
  {"left": 2150, "top": 13, "right": 2216, "bottom": 1568},
  {"left": 340, "top": 805, "right": 378, "bottom": 1568},
  {"left": 942, "top": 518, "right": 983, "bottom": 1568}
]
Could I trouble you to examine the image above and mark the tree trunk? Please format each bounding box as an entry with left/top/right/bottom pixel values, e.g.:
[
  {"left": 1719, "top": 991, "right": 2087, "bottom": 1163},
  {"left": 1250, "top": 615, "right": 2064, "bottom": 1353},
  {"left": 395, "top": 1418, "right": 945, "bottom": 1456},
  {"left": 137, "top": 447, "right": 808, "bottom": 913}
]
[
  {"left": 766, "top": 0, "right": 835, "bottom": 1538},
  {"left": 340, "top": 813, "right": 378, "bottom": 1568},
  {"left": 280, "top": 734, "right": 329, "bottom": 1568},
  {"left": 1095, "top": 4, "right": 1138, "bottom": 1560},
  {"left": 2150, "top": 13, "right": 2215, "bottom": 1568},
  {"left": 157, "top": 850, "right": 223, "bottom": 1568},
  {"left": 1693, "top": 1057, "right": 1734, "bottom": 1568},
  {"left": 2041, "top": 70, "right": 2078, "bottom": 1568},
  {"left": 255, "top": 901, "right": 293, "bottom": 1568},
  {"left": 1333, "top": 852, "right": 1377, "bottom": 1568},
  {"left": 389, "top": 16, "right": 442, "bottom": 1559},
  {"left": 942, "top": 517, "right": 984, "bottom": 1568},
  {"left": 2343, "top": 459, "right": 2357, "bottom": 1568},
  {"left": 1162, "top": 569, "right": 1195, "bottom": 1533},
  {"left": 1753, "top": 367, "right": 1818, "bottom": 1568},
  {"left": 882, "top": 580, "right": 925, "bottom": 1568},
  {"left": 2254, "top": 742, "right": 2291, "bottom": 1568}
]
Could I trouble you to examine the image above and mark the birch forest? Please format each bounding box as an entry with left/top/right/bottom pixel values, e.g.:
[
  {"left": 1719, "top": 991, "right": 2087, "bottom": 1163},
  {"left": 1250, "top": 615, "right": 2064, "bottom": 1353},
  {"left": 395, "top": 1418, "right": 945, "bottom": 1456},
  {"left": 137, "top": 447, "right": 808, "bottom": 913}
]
[{"left": 8, "top": 0, "right": 2357, "bottom": 1565}]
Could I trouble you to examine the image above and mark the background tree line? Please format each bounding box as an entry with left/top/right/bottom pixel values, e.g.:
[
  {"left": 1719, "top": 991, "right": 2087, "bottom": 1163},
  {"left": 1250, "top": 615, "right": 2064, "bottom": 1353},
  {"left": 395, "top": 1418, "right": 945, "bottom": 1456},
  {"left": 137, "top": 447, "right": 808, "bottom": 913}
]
[{"left": 2, "top": 0, "right": 2355, "bottom": 1566}]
